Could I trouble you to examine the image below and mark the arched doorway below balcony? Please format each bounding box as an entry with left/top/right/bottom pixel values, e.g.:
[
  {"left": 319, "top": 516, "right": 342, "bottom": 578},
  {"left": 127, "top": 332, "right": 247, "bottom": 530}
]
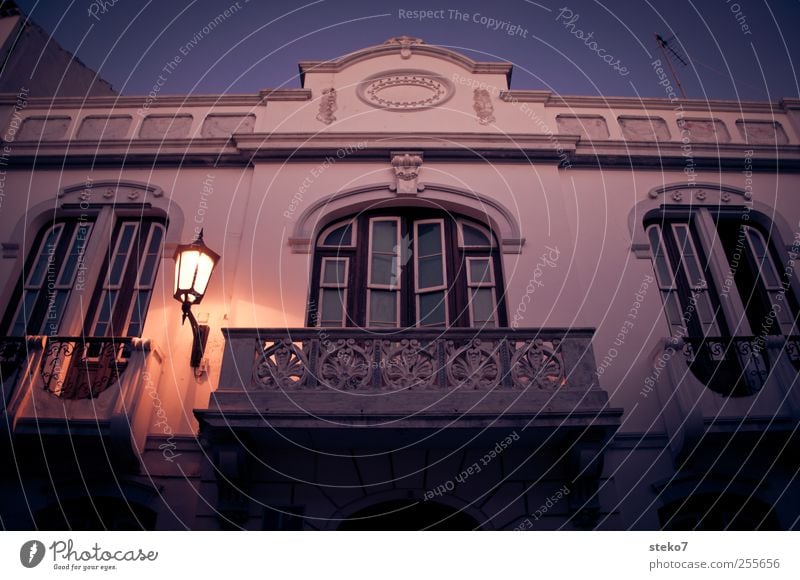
[{"left": 338, "top": 499, "right": 480, "bottom": 530}]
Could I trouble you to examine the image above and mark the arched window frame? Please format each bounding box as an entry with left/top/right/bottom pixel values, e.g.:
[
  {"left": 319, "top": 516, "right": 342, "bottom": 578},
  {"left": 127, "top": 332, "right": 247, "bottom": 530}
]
[
  {"left": 308, "top": 210, "right": 507, "bottom": 328},
  {"left": 0, "top": 181, "right": 176, "bottom": 338}
]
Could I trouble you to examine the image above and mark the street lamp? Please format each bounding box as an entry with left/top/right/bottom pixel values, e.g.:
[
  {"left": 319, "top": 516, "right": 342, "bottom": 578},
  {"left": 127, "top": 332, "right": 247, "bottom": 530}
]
[{"left": 173, "top": 229, "right": 220, "bottom": 368}]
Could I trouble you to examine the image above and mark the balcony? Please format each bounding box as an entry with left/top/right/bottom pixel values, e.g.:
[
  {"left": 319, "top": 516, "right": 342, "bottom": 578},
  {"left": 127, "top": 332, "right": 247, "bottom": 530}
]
[
  {"left": 1, "top": 335, "right": 163, "bottom": 471},
  {"left": 651, "top": 335, "right": 800, "bottom": 460},
  {"left": 202, "top": 327, "right": 620, "bottom": 433}
]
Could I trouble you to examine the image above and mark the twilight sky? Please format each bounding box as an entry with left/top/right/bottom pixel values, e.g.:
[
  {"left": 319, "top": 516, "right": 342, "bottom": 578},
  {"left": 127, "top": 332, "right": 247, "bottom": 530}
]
[{"left": 15, "top": 0, "right": 800, "bottom": 101}]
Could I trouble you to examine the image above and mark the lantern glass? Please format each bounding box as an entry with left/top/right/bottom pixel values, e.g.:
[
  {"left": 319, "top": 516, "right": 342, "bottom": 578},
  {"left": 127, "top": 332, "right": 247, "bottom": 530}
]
[{"left": 173, "top": 232, "right": 219, "bottom": 305}]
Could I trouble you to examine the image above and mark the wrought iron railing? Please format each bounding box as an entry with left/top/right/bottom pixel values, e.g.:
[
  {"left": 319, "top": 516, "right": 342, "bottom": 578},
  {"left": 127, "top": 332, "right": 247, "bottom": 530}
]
[
  {"left": 221, "top": 327, "right": 598, "bottom": 392},
  {"left": 39, "top": 336, "right": 133, "bottom": 399},
  {"left": 682, "top": 336, "right": 774, "bottom": 396}
]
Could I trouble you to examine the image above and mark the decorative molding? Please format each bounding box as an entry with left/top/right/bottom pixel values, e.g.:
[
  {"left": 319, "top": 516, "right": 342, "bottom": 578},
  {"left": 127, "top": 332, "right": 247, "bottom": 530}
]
[
  {"left": 389, "top": 151, "right": 424, "bottom": 194},
  {"left": 59, "top": 180, "right": 164, "bottom": 203},
  {"left": 357, "top": 70, "right": 453, "bottom": 111},
  {"left": 384, "top": 35, "right": 423, "bottom": 59},
  {"left": 473, "top": 89, "right": 495, "bottom": 125},
  {"left": 298, "top": 38, "right": 512, "bottom": 85},
  {"left": 315, "top": 88, "right": 337, "bottom": 125},
  {"left": 647, "top": 183, "right": 752, "bottom": 203},
  {"left": 628, "top": 182, "right": 791, "bottom": 259},
  {"left": 232, "top": 330, "right": 584, "bottom": 393},
  {"left": 289, "top": 182, "right": 525, "bottom": 254},
  {"left": 2, "top": 242, "right": 19, "bottom": 259}
]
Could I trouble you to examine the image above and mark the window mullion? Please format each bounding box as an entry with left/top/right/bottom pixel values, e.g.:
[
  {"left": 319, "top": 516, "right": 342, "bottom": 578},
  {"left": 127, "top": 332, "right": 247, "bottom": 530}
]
[
  {"left": 694, "top": 208, "right": 752, "bottom": 335},
  {"left": 58, "top": 206, "right": 114, "bottom": 336}
]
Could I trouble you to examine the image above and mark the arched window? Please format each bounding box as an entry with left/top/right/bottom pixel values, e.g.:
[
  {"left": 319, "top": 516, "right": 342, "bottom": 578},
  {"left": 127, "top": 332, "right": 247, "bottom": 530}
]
[
  {"left": 308, "top": 210, "right": 506, "bottom": 328},
  {"left": 1, "top": 214, "right": 166, "bottom": 338},
  {"left": 645, "top": 206, "right": 799, "bottom": 395}
]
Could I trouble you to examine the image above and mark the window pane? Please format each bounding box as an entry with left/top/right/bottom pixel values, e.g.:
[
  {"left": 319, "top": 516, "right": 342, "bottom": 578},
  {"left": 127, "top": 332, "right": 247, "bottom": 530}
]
[
  {"left": 468, "top": 259, "right": 492, "bottom": 285},
  {"left": 58, "top": 223, "right": 93, "bottom": 286},
  {"left": 44, "top": 290, "right": 70, "bottom": 334},
  {"left": 673, "top": 224, "right": 705, "bottom": 287},
  {"left": 371, "top": 220, "right": 397, "bottom": 253},
  {"left": 692, "top": 291, "right": 719, "bottom": 334},
  {"left": 322, "top": 223, "right": 352, "bottom": 246},
  {"left": 462, "top": 223, "right": 491, "bottom": 246},
  {"left": 369, "top": 290, "right": 397, "bottom": 326},
  {"left": 28, "top": 225, "right": 63, "bottom": 287},
  {"left": 11, "top": 291, "right": 38, "bottom": 336},
  {"left": 418, "top": 291, "right": 446, "bottom": 326},
  {"left": 126, "top": 291, "right": 150, "bottom": 337},
  {"left": 471, "top": 288, "right": 495, "bottom": 325},
  {"left": 418, "top": 255, "right": 444, "bottom": 289},
  {"left": 139, "top": 254, "right": 159, "bottom": 288},
  {"left": 93, "top": 290, "right": 117, "bottom": 336},
  {"left": 648, "top": 227, "right": 674, "bottom": 288},
  {"left": 746, "top": 228, "right": 766, "bottom": 256},
  {"left": 109, "top": 224, "right": 137, "bottom": 285},
  {"left": 664, "top": 292, "right": 681, "bottom": 321},
  {"left": 320, "top": 289, "right": 345, "bottom": 326},
  {"left": 417, "top": 222, "right": 442, "bottom": 256},
  {"left": 138, "top": 225, "right": 163, "bottom": 287},
  {"left": 148, "top": 224, "right": 164, "bottom": 253},
  {"left": 370, "top": 254, "right": 397, "bottom": 286},
  {"left": 322, "top": 259, "right": 346, "bottom": 285},
  {"left": 746, "top": 229, "right": 780, "bottom": 287}
]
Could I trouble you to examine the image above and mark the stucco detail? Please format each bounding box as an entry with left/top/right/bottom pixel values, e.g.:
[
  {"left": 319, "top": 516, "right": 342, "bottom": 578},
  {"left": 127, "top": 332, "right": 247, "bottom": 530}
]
[
  {"left": 358, "top": 70, "right": 453, "bottom": 111},
  {"left": 618, "top": 116, "right": 671, "bottom": 141},
  {"left": 736, "top": 119, "right": 789, "bottom": 145},
  {"left": 201, "top": 114, "right": 255, "bottom": 138},
  {"left": 288, "top": 183, "right": 524, "bottom": 254},
  {"left": 139, "top": 115, "right": 193, "bottom": 139},
  {"left": 556, "top": 115, "right": 609, "bottom": 140},
  {"left": 76, "top": 115, "right": 132, "bottom": 140},
  {"left": 18, "top": 116, "right": 71, "bottom": 141},
  {"left": 676, "top": 118, "right": 730, "bottom": 143}
]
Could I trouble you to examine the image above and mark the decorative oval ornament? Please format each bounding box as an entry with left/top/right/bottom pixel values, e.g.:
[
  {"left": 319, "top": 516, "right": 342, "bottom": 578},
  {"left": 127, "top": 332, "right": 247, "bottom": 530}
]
[{"left": 357, "top": 70, "right": 453, "bottom": 111}]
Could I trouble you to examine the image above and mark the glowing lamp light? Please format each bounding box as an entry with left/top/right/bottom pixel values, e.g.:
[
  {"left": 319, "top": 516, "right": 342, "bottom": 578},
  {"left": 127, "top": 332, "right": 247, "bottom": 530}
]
[{"left": 173, "top": 229, "right": 220, "bottom": 368}]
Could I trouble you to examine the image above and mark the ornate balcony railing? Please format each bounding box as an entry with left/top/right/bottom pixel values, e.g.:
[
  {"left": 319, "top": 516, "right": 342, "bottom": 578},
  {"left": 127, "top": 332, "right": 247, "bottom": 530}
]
[
  {"left": 3, "top": 335, "right": 163, "bottom": 467},
  {"left": 220, "top": 327, "right": 599, "bottom": 393},
  {"left": 207, "top": 327, "right": 621, "bottom": 430},
  {"left": 683, "top": 335, "right": 784, "bottom": 397},
  {"left": 39, "top": 337, "right": 133, "bottom": 399}
]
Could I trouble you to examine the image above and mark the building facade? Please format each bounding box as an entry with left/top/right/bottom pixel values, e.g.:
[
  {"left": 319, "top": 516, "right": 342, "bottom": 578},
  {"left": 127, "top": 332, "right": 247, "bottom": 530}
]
[{"left": 1, "top": 35, "right": 799, "bottom": 530}]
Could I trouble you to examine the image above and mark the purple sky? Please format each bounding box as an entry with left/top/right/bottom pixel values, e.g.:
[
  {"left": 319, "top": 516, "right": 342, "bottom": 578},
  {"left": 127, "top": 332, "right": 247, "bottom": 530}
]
[{"left": 15, "top": 0, "right": 800, "bottom": 101}]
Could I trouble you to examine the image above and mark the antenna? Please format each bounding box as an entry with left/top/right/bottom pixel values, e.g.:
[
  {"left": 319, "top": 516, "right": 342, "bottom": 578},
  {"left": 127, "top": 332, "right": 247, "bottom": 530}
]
[{"left": 655, "top": 33, "right": 687, "bottom": 99}]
